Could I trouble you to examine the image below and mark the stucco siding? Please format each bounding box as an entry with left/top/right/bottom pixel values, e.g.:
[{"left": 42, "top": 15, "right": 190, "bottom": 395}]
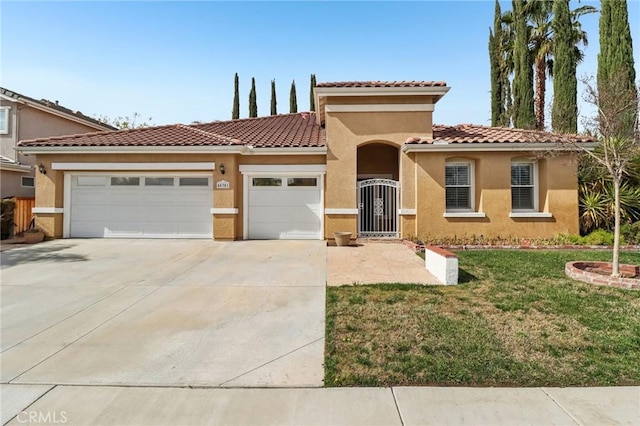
[
  {"left": 19, "top": 107, "right": 102, "bottom": 142},
  {"left": 0, "top": 170, "right": 33, "bottom": 198},
  {"left": 414, "top": 152, "right": 579, "bottom": 239},
  {"left": 0, "top": 100, "right": 18, "bottom": 161}
]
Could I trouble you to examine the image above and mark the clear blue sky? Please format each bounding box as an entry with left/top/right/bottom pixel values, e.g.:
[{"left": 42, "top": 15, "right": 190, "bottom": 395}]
[{"left": 1, "top": 1, "right": 639, "bottom": 130}]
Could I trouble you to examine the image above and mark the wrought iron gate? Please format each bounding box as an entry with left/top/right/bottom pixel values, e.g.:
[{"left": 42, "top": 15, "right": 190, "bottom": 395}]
[{"left": 357, "top": 179, "right": 399, "bottom": 238}]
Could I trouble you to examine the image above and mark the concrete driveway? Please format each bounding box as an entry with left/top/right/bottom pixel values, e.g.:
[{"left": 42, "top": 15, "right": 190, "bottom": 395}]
[{"left": 0, "top": 239, "right": 325, "bottom": 388}]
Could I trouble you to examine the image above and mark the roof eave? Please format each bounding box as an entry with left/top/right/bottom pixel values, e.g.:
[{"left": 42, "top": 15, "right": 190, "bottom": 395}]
[
  {"left": 16, "top": 145, "right": 246, "bottom": 155},
  {"left": 0, "top": 162, "right": 32, "bottom": 173},
  {"left": 243, "top": 146, "right": 327, "bottom": 155},
  {"left": 16, "top": 144, "right": 327, "bottom": 155},
  {"left": 402, "top": 141, "right": 598, "bottom": 153}
]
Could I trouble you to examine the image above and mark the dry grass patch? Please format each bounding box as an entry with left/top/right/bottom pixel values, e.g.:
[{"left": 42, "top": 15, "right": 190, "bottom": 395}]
[{"left": 325, "top": 250, "right": 640, "bottom": 387}]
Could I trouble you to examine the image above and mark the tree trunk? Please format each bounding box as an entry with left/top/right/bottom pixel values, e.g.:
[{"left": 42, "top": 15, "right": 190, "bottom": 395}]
[
  {"left": 535, "top": 58, "right": 546, "bottom": 131},
  {"left": 612, "top": 177, "right": 621, "bottom": 277}
]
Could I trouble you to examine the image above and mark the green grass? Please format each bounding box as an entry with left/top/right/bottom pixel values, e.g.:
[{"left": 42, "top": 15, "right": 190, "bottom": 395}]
[{"left": 325, "top": 250, "right": 640, "bottom": 387}]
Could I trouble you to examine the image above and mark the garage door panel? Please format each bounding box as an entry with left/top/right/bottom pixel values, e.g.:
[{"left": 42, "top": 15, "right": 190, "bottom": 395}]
[
  {"left": 70, "top": 175, "right": 212, "bottom": 239},
  {"left": 249, "top": 190, "right": 319, "bottom": 206},
  {"left": 143, "top": 206, "right": 182, "bottom": 220},
  {"left": 250, "top": 206, "right": 321, "bottom": 223},
  {"left": 177, "top": 221, "right": 213, "bottom": 235},
  {"left": 178, "top": 192, "right": 213, "bottom": 204},
  {"left": 132, "top": 191, "right": 179, "bottom": 204},
  {"left": 247, "top": 174, "right": 322, "bottom": 240},
  {"left": 71, "top": 205, "right": 105, "bottom": 220},
  {"left": 69, "top": 222, "right": 107, "bottom": 238},
  {"left": 71, "top": 190, "right": 107, "bottom": 204},
  {"left": 107, "top": 192, "right": 147, "bottom": 205},
  {"left": 144, "top": 222, "right": 179, "bottom": 235},
  {"left": 249, "top": 222, "right": 319, "bottom": 240}
]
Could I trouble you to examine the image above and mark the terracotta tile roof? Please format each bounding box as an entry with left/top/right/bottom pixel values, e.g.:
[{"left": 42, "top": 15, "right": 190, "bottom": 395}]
[
  {"left": 422, "top": 124, "right": 595, "bottom": 144},
  {"left": 17, "top": 114, "right": 594, "bottom": 150},
  {"left": 0, "top": 87, "right": 116, "bottom": 131},
  {"left": 194, "top": 112, "right": 325, "bottom": 148},
  {"left": 316, "top": 81, "right": 448, "bottom": 88},
  {"left": 18, "top": 113, "right": 326, "bottom": 148}
]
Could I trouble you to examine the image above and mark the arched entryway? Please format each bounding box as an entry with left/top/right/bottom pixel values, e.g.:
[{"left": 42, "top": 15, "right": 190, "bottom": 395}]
[
  {"left": 357, "top": 143, "right": 399, "bottom": 180},
  {"left": 356, "top": 143, "right": 400, "bottom": 238}
]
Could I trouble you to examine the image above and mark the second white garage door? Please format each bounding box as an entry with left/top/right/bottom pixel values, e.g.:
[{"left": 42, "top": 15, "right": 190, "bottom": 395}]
[
  {"left": 247, "top": 176, "right": 322, "bottom": 239},
  {"left": 69, "top": 175, "right": 212, "bottom": 238}
]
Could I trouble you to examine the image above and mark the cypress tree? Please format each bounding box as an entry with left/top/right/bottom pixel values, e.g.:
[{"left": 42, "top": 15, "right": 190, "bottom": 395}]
[
  {"left": 290, "top": 80, "right": 297, "bottom": 113},
  {"left": 489, "top": 0, "right": 504, "bottom": 127},
  {"left": 598, "top": 0, "right": 637, "bottom": 138},
  {"left": 270, "top": 79, "right": 277, "bottom": 116},
  {"left": 551, "top": 0, "right": 577, "bottom": 133},
  {"left": 310, "top": 74, "right": 317, "bottom": 112},
  {"left": 249, "top": 77, "right": 257, "bottom": 118},
  {"left": 232, "top": 73, "right": 240, "bottom": 119},
  {"left": 512, "top": 0, "right": 535, "bottom": 129},
  {"left": 598, "top": 0, "right": 612, "bottom": 87}
]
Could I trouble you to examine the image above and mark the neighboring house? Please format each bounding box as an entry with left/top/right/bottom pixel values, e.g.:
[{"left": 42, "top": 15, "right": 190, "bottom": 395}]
[
  {"left": 16, "top": 81, "right": 595, "bottom": 241},
  {"left": 0, "top": 87, "right": 115, "bottom": 198}
]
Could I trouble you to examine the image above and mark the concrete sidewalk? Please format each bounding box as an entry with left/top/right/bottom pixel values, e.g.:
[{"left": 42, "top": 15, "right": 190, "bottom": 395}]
[
  {"left": 2, "top": 384, "right": 638, "bottom": 425},
  {"left": 327, "top": 242, "right": 439, "bottom": 286}
]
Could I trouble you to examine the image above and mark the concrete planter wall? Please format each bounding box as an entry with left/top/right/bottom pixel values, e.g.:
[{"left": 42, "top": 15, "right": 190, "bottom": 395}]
[{"left": 425, "top": 246, "right": 458, "bottom": 285}]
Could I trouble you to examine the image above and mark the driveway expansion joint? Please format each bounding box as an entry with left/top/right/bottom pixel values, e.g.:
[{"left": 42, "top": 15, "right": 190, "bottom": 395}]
[
  {"left": 540, "top": 387, "right": 584, "bottom": 426},
  {"left": 390, "top": 387, "right": 406, "bottom": 426},
  {"left": 218, "top": 336, "right": 325, "bottom": 387}
]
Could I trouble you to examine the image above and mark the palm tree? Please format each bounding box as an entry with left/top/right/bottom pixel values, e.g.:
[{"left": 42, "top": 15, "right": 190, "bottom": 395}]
[
  {"left": 525, "top": 0, "right": 553, "bottom": 131},
  {"left": 502, "top": 1, "right": 595, "bottom": 131}
]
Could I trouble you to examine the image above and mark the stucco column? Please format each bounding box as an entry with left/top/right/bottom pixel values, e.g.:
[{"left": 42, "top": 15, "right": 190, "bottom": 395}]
[{"left": 212, "top": 154, "right": 238, "bottom": 240}]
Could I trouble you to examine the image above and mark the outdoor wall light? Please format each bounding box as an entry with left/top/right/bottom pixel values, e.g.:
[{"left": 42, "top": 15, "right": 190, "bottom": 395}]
[
  {"left": 219, "top": 163, "right": 225, "bottom": 175},
  {"left": 38, "top": 163, "right": 46, "bottom": 175}
]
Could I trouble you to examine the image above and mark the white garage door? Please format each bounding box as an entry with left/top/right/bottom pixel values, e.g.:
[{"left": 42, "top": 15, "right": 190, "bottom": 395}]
[
  {"left": 70, "top": 175, "right": 212, "bottom": 238},
  {"left": 248, "top": 176, "right": 322, "bottom": 239}
]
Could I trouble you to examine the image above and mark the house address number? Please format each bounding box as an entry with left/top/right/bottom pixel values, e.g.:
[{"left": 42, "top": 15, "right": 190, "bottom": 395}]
[{"left": 216, "top": 180, "right": 230, "bottom": 189}]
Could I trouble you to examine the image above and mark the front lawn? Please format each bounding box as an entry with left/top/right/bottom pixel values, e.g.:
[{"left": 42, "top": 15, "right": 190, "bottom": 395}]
[{"left": 325, "top": 250, "right": 640, "bottom": 387}]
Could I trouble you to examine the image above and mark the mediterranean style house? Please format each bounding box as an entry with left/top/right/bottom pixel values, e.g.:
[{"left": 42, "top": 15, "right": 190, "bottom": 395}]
[
  {"left": 16, "top": 81, "right": 595, "bottom": 241},
  {"left": 0, "top": 87, "right": 115, "bottom": 198}
]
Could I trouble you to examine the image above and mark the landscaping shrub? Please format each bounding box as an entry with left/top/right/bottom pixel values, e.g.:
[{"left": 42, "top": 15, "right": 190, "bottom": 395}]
[
  {"left": 621, "top": 222, "right": 640, "bottom": 245},
  {"left": 0, "top": 199, "right": 15, "bottom": 240},
  {"left": 581, "top": 229, "right": 616, "bottom": 245}
]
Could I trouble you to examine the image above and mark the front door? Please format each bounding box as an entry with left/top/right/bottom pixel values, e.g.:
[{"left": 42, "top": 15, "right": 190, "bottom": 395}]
[{"left": 357, "top": 179, "right": 399, "bottom": 238}]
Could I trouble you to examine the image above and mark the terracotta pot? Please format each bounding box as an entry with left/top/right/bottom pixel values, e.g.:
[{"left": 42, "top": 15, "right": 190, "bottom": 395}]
[
  {"left": 333, "top": 232, "right": 352, "bottom": 247},
  {"left": 24, "top": 232, "right": 44, "bottom": 244}
]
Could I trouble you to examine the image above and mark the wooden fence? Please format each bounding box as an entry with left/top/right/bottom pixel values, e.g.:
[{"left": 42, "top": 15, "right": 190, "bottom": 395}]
[{"left": 13, "top": 197, "right": 35, "bottom": 234}]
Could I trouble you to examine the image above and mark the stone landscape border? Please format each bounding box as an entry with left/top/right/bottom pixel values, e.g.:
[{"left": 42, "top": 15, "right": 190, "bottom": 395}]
[
  {"left": 403, "top": 240, "right": 640, "bottom": 253},
  {"left": 565, "top": 261, "right": 640, "bottom": 290}
]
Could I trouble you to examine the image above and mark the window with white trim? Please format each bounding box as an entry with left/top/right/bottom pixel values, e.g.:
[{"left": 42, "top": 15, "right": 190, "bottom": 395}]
[
  {"left": 511, "top": 161, "right": 536, "bottom": 211},
  {"left": 0, "top": 107, "right": 10, "bottom": 134},
  {"left": 445, "top": 162, "right": 473, "bottom": 211}
]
